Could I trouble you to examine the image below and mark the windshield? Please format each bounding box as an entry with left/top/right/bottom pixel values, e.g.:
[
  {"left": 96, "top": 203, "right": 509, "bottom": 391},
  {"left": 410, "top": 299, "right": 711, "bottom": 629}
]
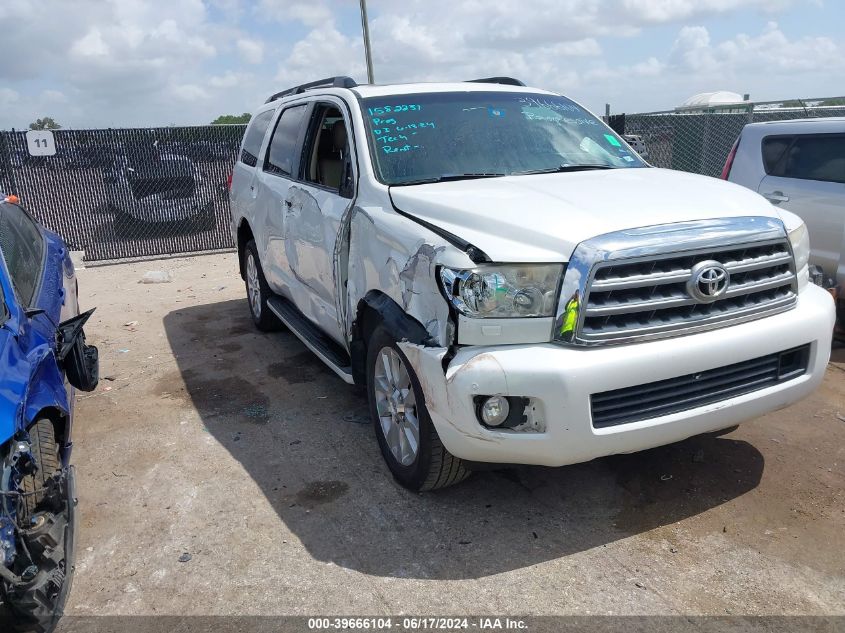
[{"left": 361, "top": 91, "right": 646, "bottom": 185}]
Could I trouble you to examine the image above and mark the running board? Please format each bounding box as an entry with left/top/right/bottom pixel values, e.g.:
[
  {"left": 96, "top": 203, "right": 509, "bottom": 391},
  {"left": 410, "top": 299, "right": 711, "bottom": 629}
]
[{"left": 266, "top": 296, "right": 354, "bottom": 384}]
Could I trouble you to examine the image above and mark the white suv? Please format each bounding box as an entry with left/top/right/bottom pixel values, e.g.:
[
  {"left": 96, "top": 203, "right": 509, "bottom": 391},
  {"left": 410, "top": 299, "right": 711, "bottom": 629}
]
[{"left": 229, "top": 76, "right": 834, "bottom": 491}]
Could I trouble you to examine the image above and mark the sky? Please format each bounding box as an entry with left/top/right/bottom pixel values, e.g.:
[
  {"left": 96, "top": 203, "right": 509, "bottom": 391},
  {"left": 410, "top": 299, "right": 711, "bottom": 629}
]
[{"left": 0, "top": 0, "right": 843, "bottom": 129}]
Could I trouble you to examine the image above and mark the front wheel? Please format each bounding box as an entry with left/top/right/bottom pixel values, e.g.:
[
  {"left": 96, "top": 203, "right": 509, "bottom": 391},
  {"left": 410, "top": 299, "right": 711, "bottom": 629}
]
[
  {"left": 367, "top": 325, "right": 470, "bottom": 491},
  {"left": 1, "top": 419, "right": 76, "bottom": 633}
]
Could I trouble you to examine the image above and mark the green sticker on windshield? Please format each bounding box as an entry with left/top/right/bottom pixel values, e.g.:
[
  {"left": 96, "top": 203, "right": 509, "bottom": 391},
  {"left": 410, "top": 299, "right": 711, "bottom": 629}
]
[{"left": 604, "top": 134, "right": 622, "bottom": 147}]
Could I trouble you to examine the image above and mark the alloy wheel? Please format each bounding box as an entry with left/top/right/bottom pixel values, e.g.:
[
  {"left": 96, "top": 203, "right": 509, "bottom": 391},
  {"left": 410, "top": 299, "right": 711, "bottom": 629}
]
[{"left": 373, "top": 347, "right": 420, "bottom": 466}]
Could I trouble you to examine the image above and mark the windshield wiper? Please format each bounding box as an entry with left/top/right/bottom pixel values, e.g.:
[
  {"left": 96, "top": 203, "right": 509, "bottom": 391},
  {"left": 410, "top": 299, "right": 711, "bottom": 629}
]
[
  {"left": 394, "top": 173, "right": 508, "bottom": 185},
  {"left": 517, "top": 164, "right": 616, "bottom": 175}
]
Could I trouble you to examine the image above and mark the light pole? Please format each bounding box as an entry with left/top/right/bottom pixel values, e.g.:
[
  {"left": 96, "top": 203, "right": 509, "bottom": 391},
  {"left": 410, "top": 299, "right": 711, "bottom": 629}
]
[{"left": 359, "top": 0, "right": 375, "bottom": 84}]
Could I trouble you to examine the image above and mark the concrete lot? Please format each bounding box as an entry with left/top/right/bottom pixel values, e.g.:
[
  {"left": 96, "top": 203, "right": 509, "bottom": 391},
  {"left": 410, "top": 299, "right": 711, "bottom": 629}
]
[{"left": 65, "top": 253, "right": 844, "bottom": 616}]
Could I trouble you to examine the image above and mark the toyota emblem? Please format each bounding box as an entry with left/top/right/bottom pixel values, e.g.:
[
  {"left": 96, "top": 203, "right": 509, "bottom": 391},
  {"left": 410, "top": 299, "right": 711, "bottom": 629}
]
[{"left": 687, "top": 260, "right": 730, "bottom": 303}]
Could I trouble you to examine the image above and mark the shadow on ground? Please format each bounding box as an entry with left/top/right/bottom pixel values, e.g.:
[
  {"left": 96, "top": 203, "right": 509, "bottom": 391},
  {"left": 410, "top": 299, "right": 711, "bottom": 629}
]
[{"left": 162, "top": 298, "right": 764, "bottom": 580}]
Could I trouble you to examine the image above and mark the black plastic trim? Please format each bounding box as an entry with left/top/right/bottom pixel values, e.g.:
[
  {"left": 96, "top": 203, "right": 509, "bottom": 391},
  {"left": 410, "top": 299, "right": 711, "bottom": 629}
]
[
  {"left": 266, "top": 76, "right": 358, "bottom": 103},
  {"left": 465, "top": 77, "right": 526, "bottom": 87},
  {"left": 591, "top": 344, "right": 811, "bottom": 428},
  {"left": 266, "top": 295, "right": 352, "bottom": 376}
]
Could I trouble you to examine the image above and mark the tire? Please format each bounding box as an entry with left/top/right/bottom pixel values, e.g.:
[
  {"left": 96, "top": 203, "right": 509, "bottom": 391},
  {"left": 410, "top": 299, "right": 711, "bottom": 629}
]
[
  {"left": 21, "top": 419, "right": 60, "bottom": 519},
  {"left": 243, "top": 240, "right": 282, "bottom": 332},
  {"left": 3, "top": 419, "right": 72, "bottom": 633},
  {"left": 366, "top": 324, "right": 470, "bottom": 491}
]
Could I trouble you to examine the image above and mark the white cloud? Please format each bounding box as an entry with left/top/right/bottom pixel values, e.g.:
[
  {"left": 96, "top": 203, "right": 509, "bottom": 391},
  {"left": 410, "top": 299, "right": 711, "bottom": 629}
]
[
  {"left": 209, "top": 71, "right": 248, "bottom": 88},
  {"left": 41, "top": 90, "right": 68, "bottom": 103},
  {"left": 275, "top": 25, "right": 366, "bottom": 85},
  {"left": 670, "top": 22, "right": 843, "bottom": 75},
  {"left": 621, "top": 0, "right": 798, "bottom": 23},
  {"left": 172, "top": 83, "right": 210, "bottom": 101},
  {"left": 0, "top": 0, "right": 838, "bottom": 128},
  {"left": 237, "top": 38, "right": 264, "bottom": 64},
  {"left": 670, "top": 25, "right": 717, "bottom": 72},
  {"left": 0, "top": 88, "right": 19, "bottom": 105},
  {"left": 70, "top": 28, "right": 109, "bottom": 58},
  {"left": 258, "top": 0, "right": 332, "bottom": 26}
]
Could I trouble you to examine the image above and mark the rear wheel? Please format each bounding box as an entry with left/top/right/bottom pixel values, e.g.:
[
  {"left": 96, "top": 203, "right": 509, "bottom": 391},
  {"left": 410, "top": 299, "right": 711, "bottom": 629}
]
[
  {"left": 367, "top": 325, "right": 470, "bottom": 491},
  {"left": 244, "top": 240, "right": 282, "bottom": 332}
]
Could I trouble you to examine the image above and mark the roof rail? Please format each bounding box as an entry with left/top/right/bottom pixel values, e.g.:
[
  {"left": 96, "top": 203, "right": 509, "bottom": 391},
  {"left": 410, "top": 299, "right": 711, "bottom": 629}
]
[
  {"left": 265, "top": 76, "right": 358, "bottom": 103},
  {"left": 465, "top": 77, "right": 526, "bottom": 87}
]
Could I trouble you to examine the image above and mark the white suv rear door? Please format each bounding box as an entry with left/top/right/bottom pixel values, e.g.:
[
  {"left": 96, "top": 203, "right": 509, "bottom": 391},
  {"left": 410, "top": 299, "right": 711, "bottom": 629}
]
[{"left": 231, "top": 108, "right": 276, "bottom": 240}]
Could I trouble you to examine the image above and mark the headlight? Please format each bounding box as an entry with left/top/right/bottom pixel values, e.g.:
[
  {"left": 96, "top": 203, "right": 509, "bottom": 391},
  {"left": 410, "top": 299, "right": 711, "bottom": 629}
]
[
  {"left": 788, "top": 221, "right": 810, "bottom": 290},
  {"left": 439, "top": 264, "right": 564, "bottom": 318}
]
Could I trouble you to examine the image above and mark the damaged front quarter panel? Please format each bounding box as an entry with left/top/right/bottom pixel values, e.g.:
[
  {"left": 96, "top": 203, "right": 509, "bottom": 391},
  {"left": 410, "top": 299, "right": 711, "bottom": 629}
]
[{"left": 346, "top": 203, "right": 473, "bottom": 349}]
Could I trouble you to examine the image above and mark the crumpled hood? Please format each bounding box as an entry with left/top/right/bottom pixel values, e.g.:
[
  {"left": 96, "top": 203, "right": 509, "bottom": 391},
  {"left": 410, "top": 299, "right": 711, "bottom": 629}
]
[{"left": 389, "top": 168, "right": 782, "bottom": 262}]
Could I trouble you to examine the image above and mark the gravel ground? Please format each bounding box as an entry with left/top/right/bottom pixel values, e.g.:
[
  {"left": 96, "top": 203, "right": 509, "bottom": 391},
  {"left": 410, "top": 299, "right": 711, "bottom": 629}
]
[{"left": 61, "top": 252, "right": 844, "bottom": 618}]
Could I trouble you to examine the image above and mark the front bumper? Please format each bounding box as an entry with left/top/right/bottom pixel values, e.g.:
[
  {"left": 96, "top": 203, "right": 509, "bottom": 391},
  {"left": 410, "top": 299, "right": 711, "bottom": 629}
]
[{"left": 399, "top": 283, "right": 834, "bottom": 467}]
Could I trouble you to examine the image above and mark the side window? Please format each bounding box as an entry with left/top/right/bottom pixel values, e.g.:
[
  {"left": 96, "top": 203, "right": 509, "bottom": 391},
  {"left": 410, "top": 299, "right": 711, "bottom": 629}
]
[
  {"left": 240, "top": 110, "right": 276, "bottom": 167},
  {"left": 265, "top": 104, "right": 308, "bottom": 177},
  {"left": 761, "top": 136, "right": 793, "bottom": 175},
  {"left": 302, "top": 104, "right": 350, "bottom": 192},
  {"left": 764, "top": 134, "right": 845, "bottom": 184},
  {"left": 0, "top": 203, "right": 45, "bottom": 307}
]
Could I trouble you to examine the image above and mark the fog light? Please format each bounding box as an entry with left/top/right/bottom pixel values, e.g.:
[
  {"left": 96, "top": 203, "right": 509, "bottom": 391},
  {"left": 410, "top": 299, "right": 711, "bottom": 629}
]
[{"left": 479, "top": 395, "right": 510, "bottom": 426}]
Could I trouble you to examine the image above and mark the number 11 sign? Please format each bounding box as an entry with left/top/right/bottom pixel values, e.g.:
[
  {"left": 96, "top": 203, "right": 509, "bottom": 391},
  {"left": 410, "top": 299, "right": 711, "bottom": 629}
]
[{"left": 26, "top": 130, "right": 56, "bottom": 156}]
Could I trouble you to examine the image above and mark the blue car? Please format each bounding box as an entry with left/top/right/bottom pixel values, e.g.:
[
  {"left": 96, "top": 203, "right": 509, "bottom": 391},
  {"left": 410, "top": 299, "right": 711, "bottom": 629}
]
[{"left": 0, "top": 194, "right": 98, "bottom": 632}]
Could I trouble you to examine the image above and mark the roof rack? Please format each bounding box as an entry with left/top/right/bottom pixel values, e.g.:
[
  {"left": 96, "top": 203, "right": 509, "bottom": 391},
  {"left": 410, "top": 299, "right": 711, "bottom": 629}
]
[
  {"left": 465, "top": 77, "right": 526, "bottom": 87},
  {"left": 265, "top": 76, "right": 358, "bottom": 103}
]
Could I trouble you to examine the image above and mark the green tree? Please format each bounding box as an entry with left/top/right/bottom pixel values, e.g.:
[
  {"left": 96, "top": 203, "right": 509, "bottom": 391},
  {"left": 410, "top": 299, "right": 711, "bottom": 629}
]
[
  {"left": 29, "top": 116, "right": 62, "bottom": 130},
  {"left": 210, "top": 113, "right": 251, "bottom": 125},
  {"left": 780, "top": 100, "right": 805, "bottom": 108},
  {"left": 820, "top": 97, "right": 845, "bottom": 107}
]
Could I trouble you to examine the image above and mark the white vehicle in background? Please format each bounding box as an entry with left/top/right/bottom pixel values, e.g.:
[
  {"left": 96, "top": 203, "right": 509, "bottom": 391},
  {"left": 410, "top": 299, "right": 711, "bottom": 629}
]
[
  {"left": 723, "top": 118, "right": 845, "bottom": 286},
  {"left": 623, "top": 134, "right": 649, "bottom": 160},
  {"left": 229, "top": 76, "right": 833, "bottom": 491}
]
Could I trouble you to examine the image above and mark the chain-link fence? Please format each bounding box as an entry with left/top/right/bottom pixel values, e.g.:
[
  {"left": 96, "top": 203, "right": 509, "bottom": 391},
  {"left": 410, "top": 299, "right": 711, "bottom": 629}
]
[
  {"left": 617, "top": 98, "right": 845, "bottom": 178},
  {"left": 1, "top": 98, "right": 842, "bottom": 262},
  {"left": 0, "top": 125, "right": 245, "bottom": 261}
]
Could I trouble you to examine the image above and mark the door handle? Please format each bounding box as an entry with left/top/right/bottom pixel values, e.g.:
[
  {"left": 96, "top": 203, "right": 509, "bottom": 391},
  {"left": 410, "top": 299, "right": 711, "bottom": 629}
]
[{"left": 763, "top": 191, "right": 789, "bottom": 203}]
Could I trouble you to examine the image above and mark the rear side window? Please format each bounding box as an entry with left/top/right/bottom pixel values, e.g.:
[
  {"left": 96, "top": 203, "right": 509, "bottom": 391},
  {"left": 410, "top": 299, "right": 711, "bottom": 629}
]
[
  {"left": 265, "top": 104, "right": 308, "bottom": 176},
  {"left": 240, "top": 110, "right": 276, "bottom": 167},
  {"left": 763, "top": 134, "right": 845, "bottom": 184},
  {"left": 0, "top": 202, "right": 45, "bottom": 307}
]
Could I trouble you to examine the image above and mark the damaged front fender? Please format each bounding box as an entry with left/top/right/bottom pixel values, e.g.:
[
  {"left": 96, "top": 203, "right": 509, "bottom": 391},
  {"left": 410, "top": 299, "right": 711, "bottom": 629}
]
[{"left": 346, "top": 203, "right": 474, "bottom": 349}]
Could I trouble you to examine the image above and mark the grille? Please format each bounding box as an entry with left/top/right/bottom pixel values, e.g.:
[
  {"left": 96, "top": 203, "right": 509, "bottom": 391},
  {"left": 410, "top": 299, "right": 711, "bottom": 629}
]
[
  {"left": 580, "top": 240, "right": 796, "bottom": 343},
  {"left": 590, "top": 344, "right": 810, "bottom": 428}
]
